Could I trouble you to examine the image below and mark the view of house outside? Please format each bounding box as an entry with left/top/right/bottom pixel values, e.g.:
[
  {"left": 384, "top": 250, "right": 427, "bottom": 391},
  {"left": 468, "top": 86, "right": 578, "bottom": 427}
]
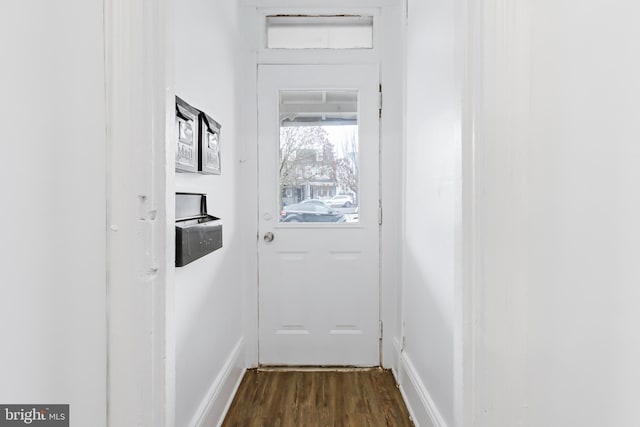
[{"left": 279, "top": 125, "right": 359, "bottom": 208}]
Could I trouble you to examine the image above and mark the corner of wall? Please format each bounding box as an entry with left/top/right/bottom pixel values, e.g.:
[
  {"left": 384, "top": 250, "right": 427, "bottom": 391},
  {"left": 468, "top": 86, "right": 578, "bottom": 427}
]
[
  {"left": 390, "top": 337, "right": 402, "bottom": 381},
  {"left": 189, "top": 337, "right": 246, "bottom": 427},
  {"left": 398, "top": 350, "right": 448, "bottom": 427}
]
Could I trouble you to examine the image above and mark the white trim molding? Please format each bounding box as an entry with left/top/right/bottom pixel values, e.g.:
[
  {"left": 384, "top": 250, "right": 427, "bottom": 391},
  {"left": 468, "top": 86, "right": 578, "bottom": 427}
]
[
  {"left": 399, "top": 351, "right": 448, "bottom": 427},
  {"left": 462, "top": 0, "right": 533, "bottom": 425},
  {"left": 189, "top": 338, "right": 246, "bottom": 427},
  {"left": 104, "top": 0, "right": 170, "bottom": 425}
]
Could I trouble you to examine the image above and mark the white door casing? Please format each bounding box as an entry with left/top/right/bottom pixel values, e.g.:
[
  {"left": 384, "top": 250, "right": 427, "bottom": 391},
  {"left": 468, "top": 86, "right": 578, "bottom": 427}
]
[{"left": 258, "top": 64, "right": 380, "bottom": 366}]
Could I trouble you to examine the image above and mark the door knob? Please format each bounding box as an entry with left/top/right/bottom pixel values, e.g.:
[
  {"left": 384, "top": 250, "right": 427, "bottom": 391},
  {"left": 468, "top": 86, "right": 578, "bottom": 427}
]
[{"left": 264, "top": 232, "right": 274, "bottom": 242}]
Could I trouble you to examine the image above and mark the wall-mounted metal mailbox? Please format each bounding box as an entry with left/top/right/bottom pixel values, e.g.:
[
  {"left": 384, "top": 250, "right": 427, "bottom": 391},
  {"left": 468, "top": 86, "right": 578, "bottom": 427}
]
[
  {"left": 198, "top": 111, "right": 221, "bottom": 175},
  {"left": 175, "top": 97, "right": 200, "bottom": 173},
  {"left": 175, "top": 192, "right": 222, "bottom": 267}
]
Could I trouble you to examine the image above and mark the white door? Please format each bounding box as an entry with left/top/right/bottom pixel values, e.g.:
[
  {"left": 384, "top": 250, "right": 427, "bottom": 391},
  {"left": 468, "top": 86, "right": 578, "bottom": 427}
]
[{"left": 258, "top": 65, "right": 380, "bottom": 366}]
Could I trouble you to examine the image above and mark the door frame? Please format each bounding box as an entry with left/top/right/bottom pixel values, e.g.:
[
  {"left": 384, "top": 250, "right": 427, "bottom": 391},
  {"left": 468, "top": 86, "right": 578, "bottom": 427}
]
[{"left": 241, "top": 5, "right": 406, "bottom": 373}]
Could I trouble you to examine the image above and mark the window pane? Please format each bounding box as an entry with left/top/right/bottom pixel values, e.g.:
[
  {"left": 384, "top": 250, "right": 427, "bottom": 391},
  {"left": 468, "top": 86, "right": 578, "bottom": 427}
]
[
  {"left": 266, "top": 15, "right": 373, "bottom": 49},
  {"left": 279, "top": 90, "right": 359, "bottom": 223}
]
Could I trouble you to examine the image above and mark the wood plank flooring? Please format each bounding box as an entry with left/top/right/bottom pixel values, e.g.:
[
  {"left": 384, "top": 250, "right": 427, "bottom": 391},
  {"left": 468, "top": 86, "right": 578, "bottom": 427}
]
[{"left": 222, "top": 368, "right": 413, "bottom": 427}]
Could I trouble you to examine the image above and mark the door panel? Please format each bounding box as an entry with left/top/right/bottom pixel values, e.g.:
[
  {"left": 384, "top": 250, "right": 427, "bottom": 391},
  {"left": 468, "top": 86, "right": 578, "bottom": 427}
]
[{"left": 258, "top": 65, "right": 380, "bottom": 366}]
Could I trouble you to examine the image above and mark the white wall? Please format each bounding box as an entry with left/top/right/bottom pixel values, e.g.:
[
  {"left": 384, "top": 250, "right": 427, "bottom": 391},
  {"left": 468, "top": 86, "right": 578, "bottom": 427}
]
[
  {"left": 172, "top": 1, "right": 246, "bottom": 425},
  {"left": 0, "top": 1, "right": 107, "bottom": 426},
  {"left": 470, "top": 1, "right": 640, "bottom": 426},
  {"left": 401, "top": 0, "right": 462, "bottom": 425},
  {"left": 379, "top": 4, "right": 407, "bottom": 375}
]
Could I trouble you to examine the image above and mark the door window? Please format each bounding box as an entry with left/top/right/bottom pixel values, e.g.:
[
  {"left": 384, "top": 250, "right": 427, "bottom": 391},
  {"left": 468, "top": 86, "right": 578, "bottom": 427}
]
[{"left": 279, "top": 90, "right": 360, "bottom": 223}]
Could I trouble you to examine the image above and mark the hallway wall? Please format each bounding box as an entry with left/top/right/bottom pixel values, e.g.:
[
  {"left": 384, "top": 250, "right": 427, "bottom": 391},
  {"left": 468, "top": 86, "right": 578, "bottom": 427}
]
[
  {"left": 0, "top": 1, "right": 107, "bottom": 426},
  {"left": 172, "top": 0, "right": 245, "bottom": 425},
  {"left": 401, "top": 0, "right": 462, "bottom": 425},
  {"left": 471, "top": 1, "right": 640, "bottom": 426}
]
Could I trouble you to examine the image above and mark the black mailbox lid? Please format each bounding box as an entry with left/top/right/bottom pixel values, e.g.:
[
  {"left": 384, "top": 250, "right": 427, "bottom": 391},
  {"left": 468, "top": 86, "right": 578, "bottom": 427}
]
[{"left": 175, "top": 192, "right": 222, "bottom": 267}]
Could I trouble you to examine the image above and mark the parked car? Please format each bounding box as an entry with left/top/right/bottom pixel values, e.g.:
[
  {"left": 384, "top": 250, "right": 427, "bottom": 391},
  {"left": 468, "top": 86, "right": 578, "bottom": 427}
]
[
  {"left": 325, "top": 194, "right": 354, "bottom": 208},
  {"left": 342, "top": 207, "right": 359, "bottom": 223},
  {"left": 300, "top": 198, "right": 330, "bottom": 208},
  {"left": 281, "top": 203, "right": 345, "bottom": 223}
]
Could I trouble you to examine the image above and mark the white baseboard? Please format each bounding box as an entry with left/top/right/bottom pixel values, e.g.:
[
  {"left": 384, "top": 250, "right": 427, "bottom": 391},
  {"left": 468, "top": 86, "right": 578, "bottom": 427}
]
[
  {"left": 398, "top": 350, "right": 448, "bottom": 427},
  {"left": 391, "top": 337, "right": 401, "bottom": 381},
  {"left": 188, "top": 337, "right": 246, "bottom": 427}
]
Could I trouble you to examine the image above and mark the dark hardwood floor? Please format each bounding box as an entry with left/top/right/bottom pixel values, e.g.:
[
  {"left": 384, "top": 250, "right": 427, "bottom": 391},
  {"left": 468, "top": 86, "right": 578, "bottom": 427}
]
[{"left": 222, "top": 368, "right": 413, "bottom": 427}]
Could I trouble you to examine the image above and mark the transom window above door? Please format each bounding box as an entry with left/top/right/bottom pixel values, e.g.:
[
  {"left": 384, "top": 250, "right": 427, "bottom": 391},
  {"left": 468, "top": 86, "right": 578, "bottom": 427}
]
[{"left": 266, "top": 15, "right": 374, "bottom": 49}]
